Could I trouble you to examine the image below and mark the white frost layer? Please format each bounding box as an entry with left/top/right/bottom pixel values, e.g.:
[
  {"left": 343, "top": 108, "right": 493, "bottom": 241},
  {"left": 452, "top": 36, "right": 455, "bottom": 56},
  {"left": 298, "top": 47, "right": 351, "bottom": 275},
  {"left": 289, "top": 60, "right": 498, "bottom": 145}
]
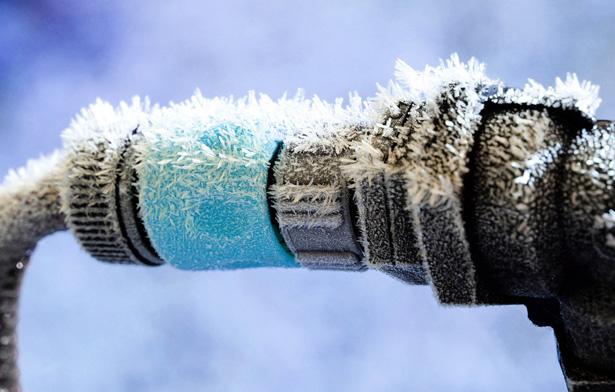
[
  {"left": 57, "top": 54, "right": 602, "bottom": 214},
  {"left": 1, "top": 151, "right": 65, "bottom": 192},
  {"left": 133, "top": 90, "right": 370, "bottom": 209},
  {"left": 501, "top": 74, "right": 601, "bottom": 117}
]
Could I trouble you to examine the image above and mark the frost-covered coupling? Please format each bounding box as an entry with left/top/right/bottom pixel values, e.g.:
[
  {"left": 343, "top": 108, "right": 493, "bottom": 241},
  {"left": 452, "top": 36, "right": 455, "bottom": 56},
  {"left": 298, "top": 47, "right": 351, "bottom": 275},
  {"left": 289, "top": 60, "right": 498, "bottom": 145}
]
[
  {"left": 135, "top": 91, "right": 368, "bottom": 270},
  {"left": 344, "top": 54, "right": 494, "bottom": 208},
  {"left": 337, "top": 55, "right": 497, "bottom": 302},
  {"left": 336, "top": 54, "right": 603, "bottom": 303},
  {"left": 269, "top": 92, "right": 369, "bottom": 247},
  {"left": 342, "top": 54, "right": 600, "bottom": 209},
  {"left": 60, "top": 97, "right": 161, "bottom": 265},
  {"left": 267, "top": 90, "right": 369, "bottom": 272}
]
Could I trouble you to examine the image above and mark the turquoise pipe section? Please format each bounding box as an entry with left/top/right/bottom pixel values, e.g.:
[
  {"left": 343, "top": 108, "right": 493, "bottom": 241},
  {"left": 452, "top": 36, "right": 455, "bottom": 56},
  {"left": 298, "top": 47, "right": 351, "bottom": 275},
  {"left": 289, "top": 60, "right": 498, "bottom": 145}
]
[{"left": 137, "top": 120, "right": 297, "bottom": 270}]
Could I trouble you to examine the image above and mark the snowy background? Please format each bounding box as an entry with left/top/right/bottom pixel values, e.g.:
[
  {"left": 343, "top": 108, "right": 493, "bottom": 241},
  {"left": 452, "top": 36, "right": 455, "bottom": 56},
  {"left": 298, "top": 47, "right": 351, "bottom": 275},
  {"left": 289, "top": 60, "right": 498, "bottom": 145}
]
[{"left": 1, "top": 0, "right": 614, "bottom": 391}]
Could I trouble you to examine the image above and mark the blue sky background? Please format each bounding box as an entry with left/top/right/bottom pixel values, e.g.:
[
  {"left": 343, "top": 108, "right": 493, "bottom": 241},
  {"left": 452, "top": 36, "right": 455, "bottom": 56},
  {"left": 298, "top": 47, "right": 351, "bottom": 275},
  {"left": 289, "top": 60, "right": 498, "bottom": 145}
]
[{"left": 1, "top": 1, "right": 614, "bottom": 391}]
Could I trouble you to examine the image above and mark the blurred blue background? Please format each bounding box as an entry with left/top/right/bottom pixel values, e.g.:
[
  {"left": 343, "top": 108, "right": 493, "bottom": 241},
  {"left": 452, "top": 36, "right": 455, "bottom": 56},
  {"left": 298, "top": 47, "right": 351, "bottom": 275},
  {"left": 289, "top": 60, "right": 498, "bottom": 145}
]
[{"left": 1, "top": 0, "right": 614, "bottom": 391}]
